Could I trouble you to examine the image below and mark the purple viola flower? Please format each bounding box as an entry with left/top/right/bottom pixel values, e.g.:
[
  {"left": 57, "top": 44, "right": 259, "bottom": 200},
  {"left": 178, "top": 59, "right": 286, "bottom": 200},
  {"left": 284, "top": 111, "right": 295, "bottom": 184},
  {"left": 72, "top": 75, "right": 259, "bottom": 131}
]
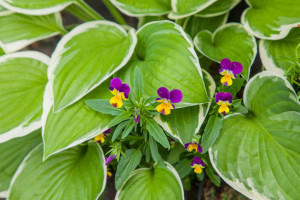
[
  {"left": 191, "top": 156, "right": 205, "bottom": 174},
  {"left": 184, "top": 142, "right": 202, "bottom": 153},
  {"left": 105, "top": 154, "right": 117, "bottom": 165},
  {"left": 109, "top": 77, "right": 130, "bottom": 108},
  {"left": 215, "top": 92, "right": 232, "bottom": 115},
  {"left": 156, "top": 87, "right": 183, "bottom": 115},
  {"left": 103, "top": 128, "right": 111, "bottom": 137},
  {"left": 219, "top": 58, "right": 243, "bottom": 86},
  {"left": 134, "top": 114, "right": 140, "bottom": 124},
  {"left": 94, "top": 129, "right": 111, "bottom": 144}
]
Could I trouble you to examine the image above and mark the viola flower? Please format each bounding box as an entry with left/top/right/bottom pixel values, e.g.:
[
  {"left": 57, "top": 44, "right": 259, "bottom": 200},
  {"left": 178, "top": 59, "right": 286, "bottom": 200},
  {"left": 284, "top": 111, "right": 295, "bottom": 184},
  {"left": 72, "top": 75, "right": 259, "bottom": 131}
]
[
  {"left": 170, "top": 139, "right": 176, "bottom": 149},
  {"left": 184, "top": 142, "right": 202, "bottom": 153},
  {"left": 107, "top": 170, "right": 112, "bottom": 179},
  {"left": 134, "top": 114, "right": 140, "bottom": 124},
  {"left": 215, "top": 92, "right": 232, "bottom": 115},
  {"left": 191, "top": 157, "right": 205, "bottom": 174},
  {"left": 219, "top": 58, "right": 243, "bottom": 86},
  {"left": 105, "top": 154, "right": 116, "bottom": 165},
  {"left": 156, "top": 87, "right": 183, "bottom": 115},
  {"left": 109, "top": 77, "right": 130, "bottom": 108},
  {"left": 94, "top": 129, "right": 111, "bottom": 144}
]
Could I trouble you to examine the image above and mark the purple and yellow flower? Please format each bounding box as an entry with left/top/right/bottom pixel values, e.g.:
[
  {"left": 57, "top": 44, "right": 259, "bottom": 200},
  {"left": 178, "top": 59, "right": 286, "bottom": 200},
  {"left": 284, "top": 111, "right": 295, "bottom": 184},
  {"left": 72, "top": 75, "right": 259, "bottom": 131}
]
[
  {"left": 109, "top": 77, "right": 130, "bottom": 108},
  {"left": 219, "top": 58, "right": 243, "bottom": 86},
  {"left": 184, "top": 142, "right": 202, "bottom": 153},
  {"left": 105, "top": 154, "right": 116, "bottom": 165},
  {"left": 215, "top": 92, "right": 232, "bottom": 115},
  {"left": 156, "top": 87, "right": 183, "bottom": 115},
  {"left": 94, "top": 129, "right": 111, "bottom": 143},
  {"left": 107, "top": 170, "right": 112, "bottom": 178},
  {"left": 170, "top": 139, "right": 176, "bottom": 149},
  {"left": 191, "top": 157, "right": 205, "bottom": 174}
]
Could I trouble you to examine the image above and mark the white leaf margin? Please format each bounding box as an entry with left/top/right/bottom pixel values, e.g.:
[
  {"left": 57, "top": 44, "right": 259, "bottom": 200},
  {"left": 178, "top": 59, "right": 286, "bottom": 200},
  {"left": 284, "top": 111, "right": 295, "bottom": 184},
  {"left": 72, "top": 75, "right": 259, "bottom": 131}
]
[
  {"left": 115, "top": 162, "right": 184, "bottom": 200},
  {"left": 195, "top": 0, "right": 241, "bottom": 17},
  {"left": 0, "top": 51, "right": 50, "bottom": 144}
]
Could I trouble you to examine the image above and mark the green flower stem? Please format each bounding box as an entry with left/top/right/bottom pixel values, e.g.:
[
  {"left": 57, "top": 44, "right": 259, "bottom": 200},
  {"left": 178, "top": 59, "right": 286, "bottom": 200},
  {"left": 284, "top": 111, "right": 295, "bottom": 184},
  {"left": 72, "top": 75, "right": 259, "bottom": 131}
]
[
  {"left": 75, "top": 1, "right": 104, "bottom": 21},
  {"left": 102, "top": 0, "right": 126, "bottom": 25}
]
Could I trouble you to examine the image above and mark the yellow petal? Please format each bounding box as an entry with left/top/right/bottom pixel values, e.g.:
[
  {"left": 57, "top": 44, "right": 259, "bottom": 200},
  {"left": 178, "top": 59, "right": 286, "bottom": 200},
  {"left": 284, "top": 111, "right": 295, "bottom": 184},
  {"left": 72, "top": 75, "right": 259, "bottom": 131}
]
[
  {"left": 188, "top": 144, "right": 198, "bottom": 152},
  {"left": 110, "top": 89, "right": 119, "bottom": 96},
  {"left": 110, "top": 95, "right": 123, "bottom": 108},
  {"left": 120, "top": 92, "right": 128, "bottom": 100},
  {"left": 194, "top": 167, "right": 203, "bottom": 174},
  {"left": 218, "top": 104, "right": 229, "bottom": 114},
  {"left": 94, "top": 134, "right": 105, "bottom": 143},
  {"left": 221, "top": 74, "right": 232, "bottom": 86}
]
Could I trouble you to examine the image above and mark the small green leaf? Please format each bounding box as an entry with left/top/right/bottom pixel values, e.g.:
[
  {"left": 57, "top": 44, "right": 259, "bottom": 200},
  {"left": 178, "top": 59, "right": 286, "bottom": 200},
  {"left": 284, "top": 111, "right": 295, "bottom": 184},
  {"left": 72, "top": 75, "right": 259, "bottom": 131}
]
[
  {"left": 108, "top": 111, "right": 132, "bottom": 128},
  {"left": 175, "top": 159, "right": 192, "bottom": 179},
  {"left": 115, "top": 149, "right": 142, "bottom": 190},
  {"left": 146, "top": 118, "right": 170, "bottom": 149},
  {"left": 112, "top": 121, "right": 129, "bottom": 142},
  {"left": 133, "top": 67, "right": 144, "bottom": 100},
  {"left": 205, "top": 166, "right": 221, "bottom": 187},
  {"left": 149, "top": 136, "right": 164, "bottom": 166},
  {"left": 196, "top": 0, "right": 241, "bottom": 17},
  {"left": 121, "top": 119, "right": 135, "bottom": 139},
  {"left": 85, "top": 99, "right": 123, "bottom": 116},
  {"left": 167, "top": 142, "right": 185, "bottom": 165}
]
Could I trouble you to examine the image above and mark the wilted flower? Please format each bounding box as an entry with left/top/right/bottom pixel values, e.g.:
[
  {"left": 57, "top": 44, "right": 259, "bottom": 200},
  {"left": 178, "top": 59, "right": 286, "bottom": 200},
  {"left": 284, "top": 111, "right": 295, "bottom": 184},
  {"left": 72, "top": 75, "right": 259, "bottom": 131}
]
[
  {"left": 215, "top": 92, "right": 232, "bottom": 115},
  {"left": 156, "top": 87, "right": 182, "bottom": 115},
  {"left": 134, "top": 114, "right": 140, "bottom": 124},
  {"left": 219, "top": 58, "right": 243, "bottom": 86},
  {"left": 94, "top": 129, "right": 111, "bottom": 143},
  {"left": 105, "top": 154, "right": 117, "bottom": 165},
  {"left": 184, "top": 142, "right": 202, "bottom": 153},
  {"left": 109, "top": 77, "right": 130, "bottom": 108},
  {"left": 191, "top": 157, "right": 205, "bottom": 174}
]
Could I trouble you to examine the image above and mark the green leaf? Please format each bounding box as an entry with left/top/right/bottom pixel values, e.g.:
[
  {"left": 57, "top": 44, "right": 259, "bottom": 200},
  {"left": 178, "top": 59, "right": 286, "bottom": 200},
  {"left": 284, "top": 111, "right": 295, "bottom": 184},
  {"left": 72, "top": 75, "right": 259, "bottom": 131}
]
[
  {"left": 115, "top": 149, "right": 142, "bottom": 190},
  {"left": 9, "top": 141, "right": 106, "bottom": 200},
  {"left": 205, "top": 166, "right": 221, "bottom": 187},
  {"left": 168, "top": 0, "right": 216, "bottom": 19},
  {"left": 175, "top": 159, "right": 192, "bottom": 179},
  {"left": 121, "top": 118, "right": 135, "bottom": 138},
  {"left": 200, "top": 115, "right": 223, "bottom": 153},
  {"left": 0, "top": 46, "right": 4, "bottom": 56},
  {"left": 146, "top": 118, "right": 170, "bottom": 149},
  {"left": 242, "top": 0, "right": 300, "bottom": 39},
  {"left": 149, "top": 136, "right": 164, "bottom": 165},
  {"left": 85, "top": 99, "right": 123, "bottom": 116},
  {"left": 133, "top": 67, "right": 144, "bottom": 100},
  {"left": 167, "top": 142, "right": 185, "bottom": 165},
  {"left": 0, "top": 129, "right": 41, "bottom": 196},
  {"left": 196, "top": 0, "right": 241, "bottom": 17},
  {"left": 218, "top": 76, "right": 244, "bottom": 98},
  {"left": 112, "top": 121, "right": 129, "bottom": 142},
  {"left": 0, "top": 12, "right": 65, "bottom": 53},
  {"left": 108, "top": 111, "right": 132, "bottom": 128},
  {"left": 194, "top": 23, "right": 257, "bottom": 80},
  {"left": 50, "top": 21, "right": 136, "bottom": 112},
  {"left": 0, "top": 52, "right": 48, "bottom": 143},
  {"left": 110, "top": 0, "right": 171, "bottom": 16},
  {"left": 118, "top": 20, "right": 209, "bottom": 107},
  {"left": 210, "top": 71, "right": 300, "bottom": 199},
  {"left": 116, "top": 162, "right": 184, "bottom": 200},
  {"left": 260, "top": 27, "right": 300, "bottom": 75},
  {"left": 42, "top": 79, "right": 114, "bottom": 159}
]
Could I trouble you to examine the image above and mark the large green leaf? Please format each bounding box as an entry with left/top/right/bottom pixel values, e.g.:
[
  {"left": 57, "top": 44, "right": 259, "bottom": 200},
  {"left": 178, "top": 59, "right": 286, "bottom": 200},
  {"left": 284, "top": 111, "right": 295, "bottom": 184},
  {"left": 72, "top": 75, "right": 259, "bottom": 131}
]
[
  {"left": 242, "top": 0, "right": 300, "bottom": 39},
  {"left": 110, "top": 0, "right": 171, "bottom": 16},
  {"left": 118, "top": 20, "right": 209, "bottom": 107},
  {"left": 9, "top": 141, "right": 106, "bottom": 200},
  {"left": 196, "top": 0, "right": 241, "bottom": 17},
  {"left": 0, "top": 4, "right": 11, "bottom": 15},
  {"left": 116, "top": 162, "right": 184, "bottom": 200},
  {"left": 260, "top": 27, "right": 300, "bottom": 75},
  {"left": 210, "top": 71, "right": 300, "bottom": 199},
  {"left": 0, "top": 51, "right": 48, "bottom": 143},
  {"left": 194, "top": 23, "right": 257, "bottom": 80},
  {"left": 0, "top": 129, "right": 41, "bottom": 197},
  {"left": 42, "top": 79, "right": 114, "bottom": 159},
  {"left": 50, "top": 21, "right": 136, "bottom": 112},
  {"left": 168, "top": 0, "right": 217, "bottom": 19},
  {"left": 0, "top": 12, "right": 65, "bottom": 53},
  {"left": 155, "top": 69, "right": 215, "bottom": 144}
]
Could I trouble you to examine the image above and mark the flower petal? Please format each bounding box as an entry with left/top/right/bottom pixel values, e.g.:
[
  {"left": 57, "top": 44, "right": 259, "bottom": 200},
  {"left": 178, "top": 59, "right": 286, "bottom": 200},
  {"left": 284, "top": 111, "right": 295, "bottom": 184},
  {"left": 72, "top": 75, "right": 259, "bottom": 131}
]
[
  {"left": 157, "top": 87, "right": 170, "bottom": 99},
  {"left": 134, "top": 115, "right": 140, "bottom": 124},
  {"left": 215, "top": 92, "right": 223, "bottom": 103},
  {"left": 105, "top": 155, "right": 117, "bottom": 165},
  {"left": 220, "top": 58, "right": 231, "bottom": 70},
  {"left": 193, "top": 156, "right": 202, "bottom": 165},
  {"left": 110, "top": 77, "right": 122, "bottom": 91},
  {"left": 104, "top": 129, "right": 111, "bottom": 134},
  {"left": 223, "top": 92, "right": 233, "bottom": 103},
  {"left": 170, "top": 89, "right": 183, "bottom": 103},
  {"left": 231, "top": 62, "right": 243, "bottom": 75},
  {"left": 119, "top": 83, "right": 130, "bottom": 96}
]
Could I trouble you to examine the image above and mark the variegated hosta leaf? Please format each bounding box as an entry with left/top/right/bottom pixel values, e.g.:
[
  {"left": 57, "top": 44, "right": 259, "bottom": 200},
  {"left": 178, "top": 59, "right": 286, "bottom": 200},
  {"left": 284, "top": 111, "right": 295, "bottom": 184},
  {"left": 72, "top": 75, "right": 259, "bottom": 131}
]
[
  {"left": 168, "top": 0, "right": 217, "bottom": 19},
  {"left": 50, "top": 21, "right": 136, "bottom": 112},
  {"left": 260, "top": 27, "right": 300, "bottom": 75},
  {"left": 0, "top": 51, "right": 48, "bottom": 143},
  {"left": 42, "top": 79, "right": 114, "bottom": 159},
  {"left": 155, "top": 69, "right": 216, "bottom": 144},
  {"left": 194, "top": 23, "right": 257, "bottom": 80},
  {"left": 0, "top": 4, "right": 10, "bottom": 15},
  {"left": 196, "top": 0, "right": 241, "bottom": 17},
  {"left": 210, "top": 71, "right": 300, "bottom": 200},
  {"left": 9, "top": 141, "right": 106, "bottom": 200},
  {"left": 116, "top": 162, "right": 184, "bottom": 200},
  {"left": 242, "top": 0, "right": 300, "bottom": 39},
  {"left": 110, "top": 0, "right": 171, "bottom": 16},
  {"left": 118, "top": 20, "right": 209, "bottom": 107},
  {"left": 0, "top": 12, "right": 65, "bottom": 53},
  {"left": 0, "top": 129, "right": 41, "bottom": 197}
]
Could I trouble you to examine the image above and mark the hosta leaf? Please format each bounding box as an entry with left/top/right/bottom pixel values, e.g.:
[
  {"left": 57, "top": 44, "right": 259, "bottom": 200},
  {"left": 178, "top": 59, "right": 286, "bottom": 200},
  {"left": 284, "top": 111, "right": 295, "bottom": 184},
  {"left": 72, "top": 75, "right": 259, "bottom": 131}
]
[
  {"left": 9, "top": 141, "right": 106, "bottom": 200},
  {"left": 210, "top": 71, "right": 300, "bottom": 200},
  {"left": 110, "top": 0, "right": 171, "bottom": 16},
  {"left": 116, "top": 162, "right": 184, "bottom": 200},
  {"left": 118, "top": 20, "right": 209, "bottom": 107},
  {"left": 242, "top": 0, "right": 300, "bottom": 39},
  {"left": 0, "top": 12, "right": 65, "bottom": 53},
  {"left": 0, "top": 4, "right": 11, "bottom": 15},
  {"left": 0, "top": 51, "right": 48, "bottom": 143},
  {"left": 42, "top": 79, "right": 114, "bottom": 159},
  {"left": 260, "top": 27, "right": 300, "bottom": 75},
  {"left": 194, "top": 23, "right": 257, "bottom": 80},
  {"left": 50, "top": 21, "right": 136, "bottom": 112},
  {"left": 0, "top": 129, "right": 41, "bottom": 197},
  {"left": 155, "top": 69, "right": 216, "bottom": 144},
  {"left": 168, "top": 0, "right": 217, "bottom": 19},
  {"left": 196, "top": 0, "right": 241, "bottom": 17}
]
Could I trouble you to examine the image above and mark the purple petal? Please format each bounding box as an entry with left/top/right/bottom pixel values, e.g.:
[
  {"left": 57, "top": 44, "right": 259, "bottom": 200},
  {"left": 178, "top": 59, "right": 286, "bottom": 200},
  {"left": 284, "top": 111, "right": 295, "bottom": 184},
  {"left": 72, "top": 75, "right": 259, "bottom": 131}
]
[
  {"left": 170, "top": 89, "right": 183, "bottom": 103},
  {"left": 110, "top": 77, "right": 122, "bottom": 91},
  {"left": 134, "top": 115, "right": 140, "bottom": 124},
  {"left": 220, "top": 58, "right": 231, "bottom": 70},
  {"left": 223, "top": 92, "right": 233, "bottom": 103},
  {"left": 157, "top": 87, "right": 170, "bottom": 99},
  {"left": 172, "top": 104, "right": 175, "bottom": 109},
  {"left": 104, "top": 129, "right": 111, "bottom": 134},
  {"left": 231, "top": 62, "right": 243, "bottom": 75},
  {"left": 184, "top": 143, "right": 192, "bottom": 150},
  {"left": 109, "top": 86, "right": 114, "bottom": 91},
  {"left": 193, "top": 156, "right": 202, "bottom": 165},
  {"left": 215, "top": 92, "right": 223, "bottom": 103},
  {"left": 156, "top": 98, "right": 162, "bottom": 101},
  {"left": 105, "top": 155, "right": 116, "bottom": 165},
  {"left": 197, "top": 144, "right": 203, "bottom": 153},
  {"left": 219, "top": 68, "right": 225, "bottom": 74},
  {"left": 119, "top": 83, "right": 130, "bottom": 96}
]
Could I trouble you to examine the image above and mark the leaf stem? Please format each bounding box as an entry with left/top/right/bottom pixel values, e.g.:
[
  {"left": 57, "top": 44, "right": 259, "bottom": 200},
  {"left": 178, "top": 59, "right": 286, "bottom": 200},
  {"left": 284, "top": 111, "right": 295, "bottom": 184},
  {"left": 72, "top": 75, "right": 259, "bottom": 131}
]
[
  {"left": 102, "top": 0, "right": 126, "bottom": 24},
  {"left": 75, "top": 0, "right": 104, "bottom": 21}
]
